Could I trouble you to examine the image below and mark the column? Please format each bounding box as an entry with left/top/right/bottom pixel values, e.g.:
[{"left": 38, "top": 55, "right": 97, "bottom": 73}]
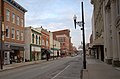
[
  {"left": 103, "top": 3, "right": 113, "bottom": 64},
  {"left": 111, "top": 0, "right": 120, "bottom": 66}
]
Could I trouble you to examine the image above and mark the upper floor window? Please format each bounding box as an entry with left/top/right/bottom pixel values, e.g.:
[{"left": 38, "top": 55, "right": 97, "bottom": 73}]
[
  {"left": 36, "top": 35, "right": 38, "bottom": 44},
  {"left": 21, "top": 31, "right": 24, "bottom": 41},
  {"left": 63, "top": 43, "right": 65, "bottom": 46},
  {"left": 12, "top": 13, "right": 15, "bottom": 24},
  {"left": 46, "top": 39, "right": 48, "bottom": 46},
  {"left": 11, "top": 28, "right": 15, "bottom": 39},
  {"left": 6, "top": 26, "right": 10, "bottom": 38},
  {"left": 57, "top": 37, "right": 64, "bottom": 42},
  {"left": 21, "top": 19, "right": 24, "bottom": 27},
  {"left": 60, "top": 43, "right": 63, "bottom": 46},
  {"left": 42, "top": 39, "right": 45, "bottom": 45},
  {"left": 17, "top": 16, "right": 20, "bottom": 25},
  {"left": 32, "top": 34, "right": 34, "bottom": 43},
  {"left": 39, "top": 36, "right": 40, "bottom": 45},
  {"left": 117, "top": 0, "right": 120, "bottom": 15},
  {"left": 6, "top": 9, "right": 10, "bottom": 21},
  {"left": 16, "top": 30, "right": 19, "bottom": 40}
]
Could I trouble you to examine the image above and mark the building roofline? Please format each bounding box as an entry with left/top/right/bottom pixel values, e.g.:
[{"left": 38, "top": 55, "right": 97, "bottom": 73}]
[
  {"left": 52, "top": 29, "right": 70, "bottom": 33},
  {"left": 25, "top": 26, "right": 41, "bottom": 35},
  {"left": 4, "top": 0, "right": 27, "bottom": 13}
]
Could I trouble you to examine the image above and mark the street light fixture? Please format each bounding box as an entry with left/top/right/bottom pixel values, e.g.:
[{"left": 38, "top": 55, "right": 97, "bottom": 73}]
[{"left": 73, "top": 2, "right": 86, "bottom": 69}]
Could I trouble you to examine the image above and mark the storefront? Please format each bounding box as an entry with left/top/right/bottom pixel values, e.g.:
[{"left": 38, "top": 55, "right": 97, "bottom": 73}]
[
  {"left": 3, "top": 43, "right": 25, "bottom": 64},
  {"left": 41, "top": 48, "right": 52, "bottom": 60},
  {"left": 0, "top": 43, "right": 11, "bottom": 65},
  {"left": 10, "top": 45, "right": 24, "bottom": 63},
  {"left": 90, "top": 43, "right": 104, "bottom": 62},
  {"left": 30, "top": 44, "right": 41, "bottom": 61},
  {"left": 51, "top": 48, "right": 60, "bottom": 57}
]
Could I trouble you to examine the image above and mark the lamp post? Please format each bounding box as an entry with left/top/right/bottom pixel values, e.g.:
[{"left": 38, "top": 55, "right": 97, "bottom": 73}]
[
  {"left": 73, "top": 2, "right": 86, "bottom": 69},
  {"left": 0, "top": 0, "right": 4, "bottom": 70},
  {"left": 0, "top": 17, "right": 3, "bottom": 70}
]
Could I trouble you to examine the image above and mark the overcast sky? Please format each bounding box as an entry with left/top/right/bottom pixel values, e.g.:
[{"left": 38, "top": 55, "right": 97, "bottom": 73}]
[{"left": 16, "top": 0, "right": 93, "bottom": 49}]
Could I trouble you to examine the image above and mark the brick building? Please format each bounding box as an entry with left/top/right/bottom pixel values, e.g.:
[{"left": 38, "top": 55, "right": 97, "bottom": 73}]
[
  {"left": 53, "top": 29, "right": 72, "bottom": 56},
  {"left": 0, "top": 0, "right": 27, "bottom": 64},
  {"left": 35, "top": 27, "right": 50, "bottom": 59}
]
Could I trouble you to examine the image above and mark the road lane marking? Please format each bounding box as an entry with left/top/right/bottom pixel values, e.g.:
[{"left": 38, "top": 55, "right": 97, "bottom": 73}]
[{"left": 51, "top": 65, "right": 70, "bottom": 79}]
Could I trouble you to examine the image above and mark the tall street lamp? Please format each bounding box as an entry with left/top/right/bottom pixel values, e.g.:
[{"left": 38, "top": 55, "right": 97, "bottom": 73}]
[
  {"left": 0, "top": 0, "right": 4, "bottom": 70},
  {"left": 73, "top": 2, "right": 86, "bottom": 69},
  {"left": 0, "top": 16, "right": 3, "bottom": 70}
]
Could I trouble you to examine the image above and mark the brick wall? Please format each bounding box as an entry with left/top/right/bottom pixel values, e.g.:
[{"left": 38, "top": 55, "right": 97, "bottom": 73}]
[
  {"left": 53, "top": 29, "right": 71, "bottom": 53},
  {"left": 3, "top": 1, "right": 25, "bottom": 44},
  {"left": 41, "top": 29, "right": 50, "bottom": 49}
]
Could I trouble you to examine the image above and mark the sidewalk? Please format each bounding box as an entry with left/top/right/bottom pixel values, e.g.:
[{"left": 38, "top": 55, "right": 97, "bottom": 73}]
[
  {"left": 83, "top": 56, "right": 120, "bottom": 79},
  {"left": 0, "top": 59, "right": 53, "bottom": 72}
]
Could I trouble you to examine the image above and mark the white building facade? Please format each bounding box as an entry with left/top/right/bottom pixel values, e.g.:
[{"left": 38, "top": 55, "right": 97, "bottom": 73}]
[
  {"left": 103, "top": 0, "right": 120, "bottom": 66},
  {"left": 91, "top": 0, "right": 104, "bottom": 62},
  {"left": 24, "top": 27, "right": 41, "bottom": 61},
  {"left": 91, "top": 0, "right": 120, "bottom": 66}
]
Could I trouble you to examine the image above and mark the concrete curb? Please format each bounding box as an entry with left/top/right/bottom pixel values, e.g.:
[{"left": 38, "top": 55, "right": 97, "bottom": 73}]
[
  {"left": 0, "top": 61, "right": 42, "bottom": 72},
  {"left": 115, "top": 67, "right": 120, "bottom": 71},
  {"left": 0, "top": 59, "right": 54, "bottom": 72}
]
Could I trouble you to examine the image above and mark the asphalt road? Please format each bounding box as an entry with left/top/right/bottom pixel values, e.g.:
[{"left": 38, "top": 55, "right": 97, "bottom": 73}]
[{"left": 0, "top": 55, "right": 83, "bottom": 79}]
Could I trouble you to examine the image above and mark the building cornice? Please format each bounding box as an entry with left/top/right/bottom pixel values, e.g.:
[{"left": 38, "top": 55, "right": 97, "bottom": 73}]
[
  {"left": 31, "top": 29, "right": 41, "bottom": 35},
  {"left": 4, "top": 0, "right": 27, "bottom": 13}
]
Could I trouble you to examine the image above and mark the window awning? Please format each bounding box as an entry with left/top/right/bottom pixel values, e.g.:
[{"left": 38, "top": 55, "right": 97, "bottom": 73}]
[
  {"left": 41, "top": 48, "right": 53, "bottom": 53},
  {"left": 51, "top": 48, "right": 59, "bottom": 50},
  {"left": 47, "top": 50, "right": 53, "bottom": 53}
]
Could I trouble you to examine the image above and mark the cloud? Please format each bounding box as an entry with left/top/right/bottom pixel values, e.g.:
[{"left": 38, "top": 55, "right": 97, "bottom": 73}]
[{"left": 16, "top": 0, "right": 93, "bottom": 48}]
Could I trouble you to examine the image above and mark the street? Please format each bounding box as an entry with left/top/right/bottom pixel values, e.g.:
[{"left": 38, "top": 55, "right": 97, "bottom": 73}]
[{"left": 0, "top": 55, "right": 83, "bottom": 79}]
